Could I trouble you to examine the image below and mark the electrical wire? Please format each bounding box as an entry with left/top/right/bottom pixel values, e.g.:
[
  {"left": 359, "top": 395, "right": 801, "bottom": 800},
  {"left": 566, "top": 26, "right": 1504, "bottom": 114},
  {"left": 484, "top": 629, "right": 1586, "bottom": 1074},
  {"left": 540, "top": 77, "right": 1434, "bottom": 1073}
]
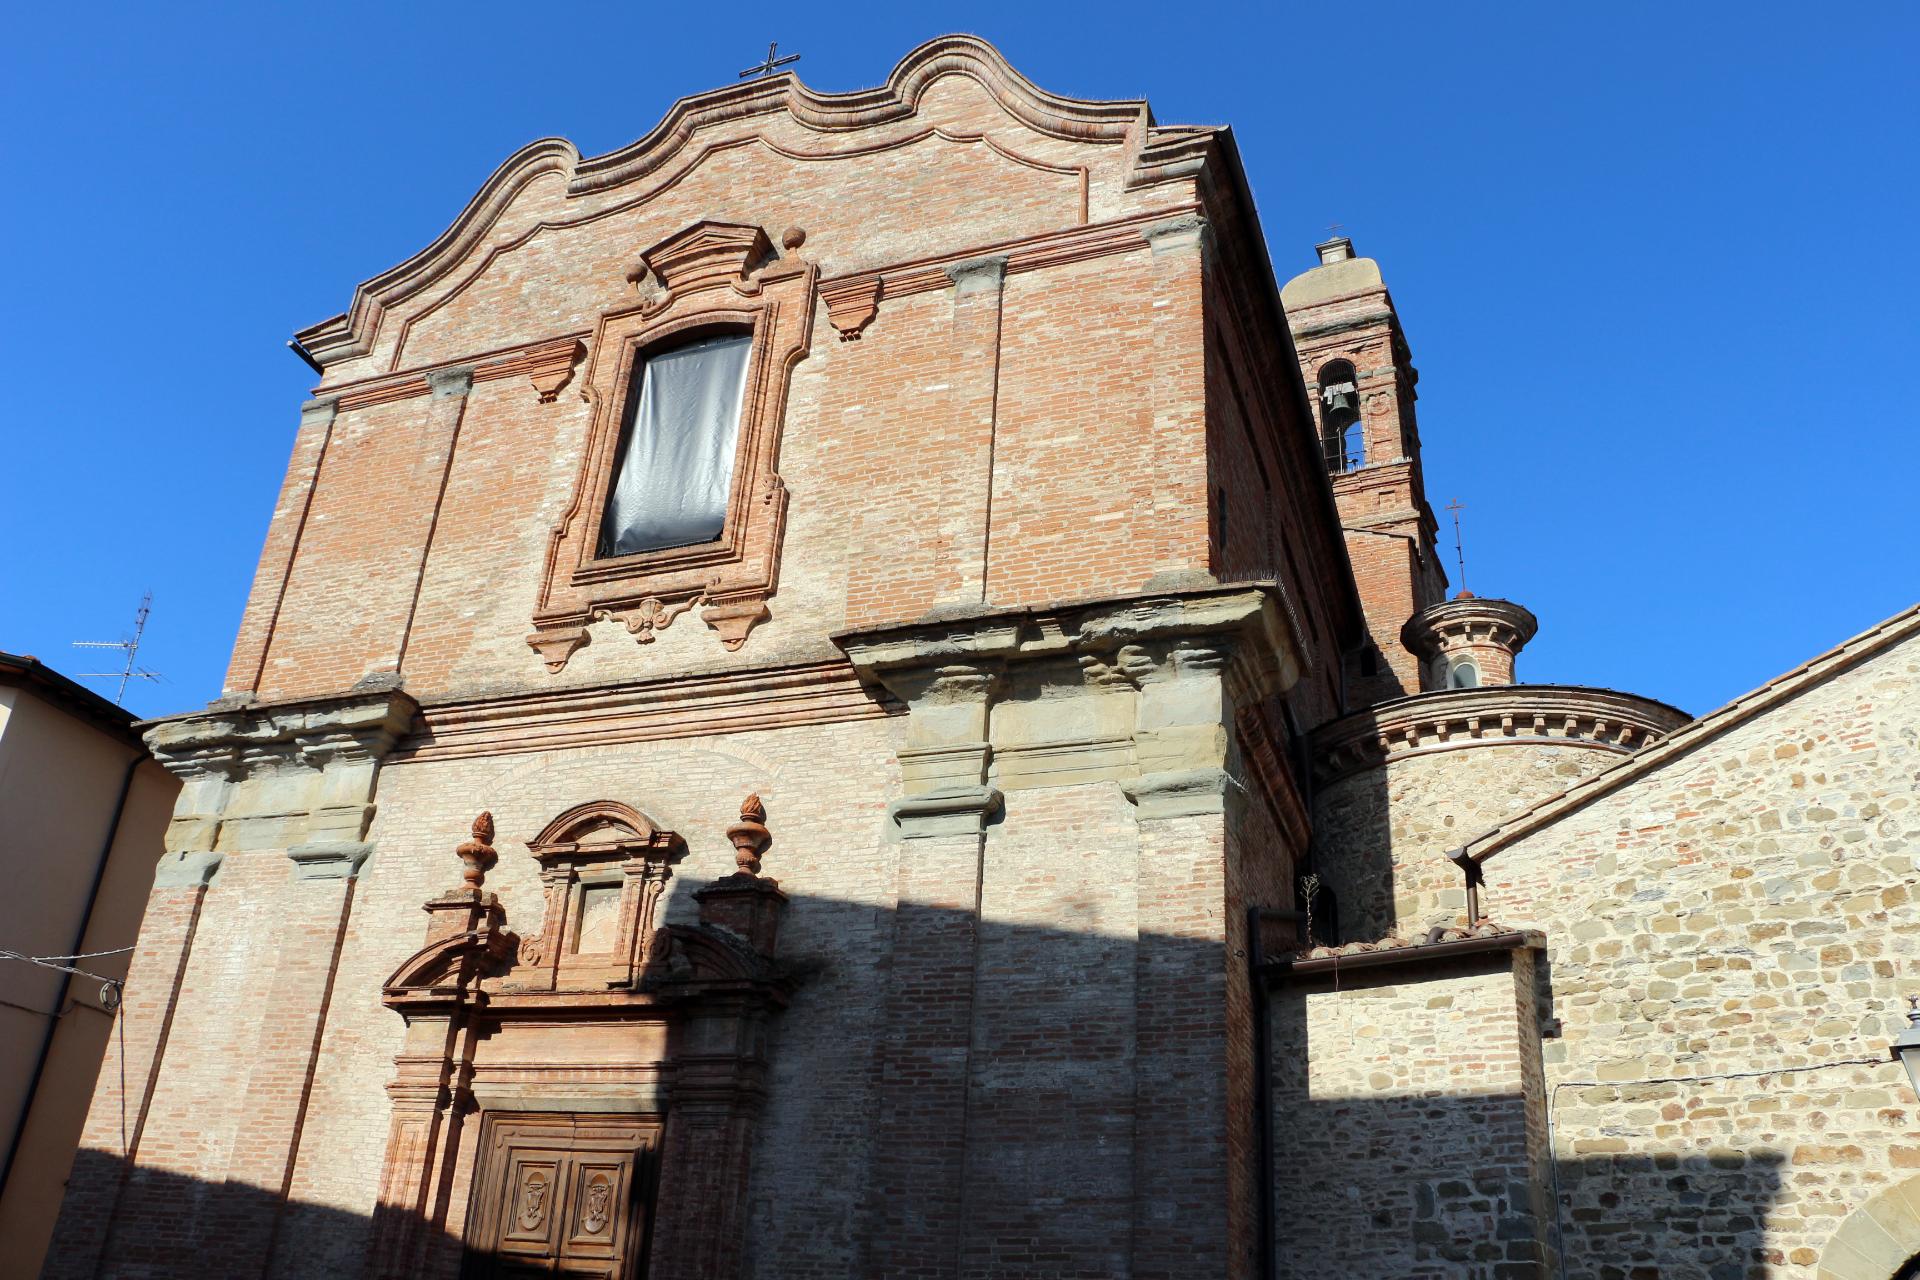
[
  {"left": 1544, "top": 1054, "right": 1889, "bottom": 1280},
  {"left": 41, "top": 945, "right": 136, "bottom": 961},
  {"left": 0, "top": 947, "right": 129, "bottom": 987}
]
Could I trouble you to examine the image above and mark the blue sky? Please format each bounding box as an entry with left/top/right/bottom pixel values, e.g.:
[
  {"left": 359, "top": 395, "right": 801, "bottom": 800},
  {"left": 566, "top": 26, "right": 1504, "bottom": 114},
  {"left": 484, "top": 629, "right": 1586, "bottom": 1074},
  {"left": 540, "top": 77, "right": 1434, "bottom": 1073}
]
[{"left": 1, "top": 3, "right": 1914, "bottom": 721}]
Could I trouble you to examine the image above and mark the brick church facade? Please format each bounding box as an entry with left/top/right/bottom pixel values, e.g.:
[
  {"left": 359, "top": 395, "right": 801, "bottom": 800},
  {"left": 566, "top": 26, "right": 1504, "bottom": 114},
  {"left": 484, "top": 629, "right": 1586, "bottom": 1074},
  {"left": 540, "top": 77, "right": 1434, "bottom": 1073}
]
[{"left": 39, "top": 36, "right": 1919, "bottom": 1280}]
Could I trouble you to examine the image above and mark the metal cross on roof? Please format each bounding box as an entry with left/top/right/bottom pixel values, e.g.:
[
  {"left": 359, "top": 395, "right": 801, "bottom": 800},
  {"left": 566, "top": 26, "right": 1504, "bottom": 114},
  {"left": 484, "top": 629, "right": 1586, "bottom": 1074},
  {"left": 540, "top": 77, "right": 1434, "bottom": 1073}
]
[
  {"left": 739, "top": 41, "right": 800, "bottom": 80},
  {"left": 1445, "top": 498, "right": 1470, "bottom": 596}
]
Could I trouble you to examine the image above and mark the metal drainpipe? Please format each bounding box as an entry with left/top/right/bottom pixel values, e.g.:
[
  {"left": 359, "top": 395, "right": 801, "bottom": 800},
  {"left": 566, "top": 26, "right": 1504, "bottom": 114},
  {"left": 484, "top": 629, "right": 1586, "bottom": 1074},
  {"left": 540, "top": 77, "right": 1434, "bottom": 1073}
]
[
  {"left": 1446, "top": 847, "right": 1484, "bottom": 924},
  {"left": 0, "top": 749, "right": 141, "bottom": 1198},
  {"left": 287, "top": 337, "right": 324, "bottom": 376},
  {"left": 1249, "top": 905, "right": 1308, "bottom": 1280}
]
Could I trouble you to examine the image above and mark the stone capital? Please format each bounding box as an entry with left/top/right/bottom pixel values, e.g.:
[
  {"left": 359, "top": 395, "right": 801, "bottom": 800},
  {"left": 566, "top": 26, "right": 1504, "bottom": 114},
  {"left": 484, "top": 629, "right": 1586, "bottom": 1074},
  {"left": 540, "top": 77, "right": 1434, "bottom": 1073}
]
[
  {"left": 426, "top": 365, "right": 475, "bottom": 399},
  {"left": 288, "top": 840, "right": 373, "bottom": 881},
  {"left": 1143, "top": 214, "right": 1211, "bottom": 258},
  {"left": 152, "top": 849, "right": 224, "bottom": 889},
  {"left": 837, "top": 585, "right": 1305, "bottom": 803},
  {"left": 890, "top": 785, "right": 1004, "bottom": 839},
  {"left": 144, "top": 688, "right": 419, "bottom": 778},
  {"left": 834, "top": 584, "right": 1300, "bottom": 698},
  {"left": 944, "top": 254, "right": 1008, "bottom": 296},
  {"left": 887, "top": 661, "right": 1006, "bottom": 709}
]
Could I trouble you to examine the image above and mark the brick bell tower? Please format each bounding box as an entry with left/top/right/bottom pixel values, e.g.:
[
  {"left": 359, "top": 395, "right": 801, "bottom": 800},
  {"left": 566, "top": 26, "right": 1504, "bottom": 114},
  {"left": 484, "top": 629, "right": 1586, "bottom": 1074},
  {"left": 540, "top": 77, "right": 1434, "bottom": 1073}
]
[{"left": 1282, "top": 236, "right": 1446, "bottom": 705}]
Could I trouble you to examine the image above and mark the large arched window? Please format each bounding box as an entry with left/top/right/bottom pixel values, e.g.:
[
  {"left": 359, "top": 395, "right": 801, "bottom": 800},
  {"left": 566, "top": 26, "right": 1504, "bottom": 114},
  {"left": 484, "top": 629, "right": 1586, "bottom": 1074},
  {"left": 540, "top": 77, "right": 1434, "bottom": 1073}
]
[
  {"left": 598, "top": 331, "right": 753, "bottom": 557},
  {"left": 1318, "top": 360, "right": 1364, "bottom": 474}
]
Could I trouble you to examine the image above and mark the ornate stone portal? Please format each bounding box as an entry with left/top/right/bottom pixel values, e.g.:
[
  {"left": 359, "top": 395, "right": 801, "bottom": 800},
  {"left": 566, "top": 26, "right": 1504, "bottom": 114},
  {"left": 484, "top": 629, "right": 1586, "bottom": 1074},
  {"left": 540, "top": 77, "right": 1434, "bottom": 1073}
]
[{"left": 367, "top": 797, "right": 790, "bottom": 1280}]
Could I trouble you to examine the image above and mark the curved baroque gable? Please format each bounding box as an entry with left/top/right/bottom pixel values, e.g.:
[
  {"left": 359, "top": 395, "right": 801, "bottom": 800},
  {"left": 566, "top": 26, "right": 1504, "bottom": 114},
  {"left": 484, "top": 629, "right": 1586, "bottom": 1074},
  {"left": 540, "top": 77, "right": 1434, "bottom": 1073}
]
[{"left": 292, "top": 34, "right": 1213, "bottom": 371}]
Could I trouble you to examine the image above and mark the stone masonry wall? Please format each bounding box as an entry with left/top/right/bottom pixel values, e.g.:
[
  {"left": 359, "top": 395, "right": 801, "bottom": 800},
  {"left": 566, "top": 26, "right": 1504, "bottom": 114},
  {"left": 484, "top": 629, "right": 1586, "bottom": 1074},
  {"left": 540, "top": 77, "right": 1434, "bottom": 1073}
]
[
  {"left": 1311, "top": 741, "right": 1623, "bottom": 940},
  {"left": 1465, "top": 629, "right": 1920, "bottom": 1278},
  {"left": 1269, "top": 950, "right": 1549, "bottom": 1278}
]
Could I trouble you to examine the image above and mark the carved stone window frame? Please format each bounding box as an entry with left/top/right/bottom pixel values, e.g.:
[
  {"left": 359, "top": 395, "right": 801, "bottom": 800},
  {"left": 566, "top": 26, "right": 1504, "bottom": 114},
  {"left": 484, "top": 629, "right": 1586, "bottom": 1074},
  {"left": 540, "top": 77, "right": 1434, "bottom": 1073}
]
[
  {"left": 529, "top": 221, "right": 817, "bottom": 671},
  {"left": 520, "top": 799, "right": 687, "bottom": 992}
]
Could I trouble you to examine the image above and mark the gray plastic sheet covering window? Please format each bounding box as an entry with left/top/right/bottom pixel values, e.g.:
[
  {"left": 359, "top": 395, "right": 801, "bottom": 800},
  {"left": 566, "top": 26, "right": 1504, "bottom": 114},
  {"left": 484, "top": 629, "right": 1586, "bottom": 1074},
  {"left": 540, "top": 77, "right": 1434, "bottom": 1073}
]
[{"left": 599, "top": 332, "right": 752, "bottom": 556}]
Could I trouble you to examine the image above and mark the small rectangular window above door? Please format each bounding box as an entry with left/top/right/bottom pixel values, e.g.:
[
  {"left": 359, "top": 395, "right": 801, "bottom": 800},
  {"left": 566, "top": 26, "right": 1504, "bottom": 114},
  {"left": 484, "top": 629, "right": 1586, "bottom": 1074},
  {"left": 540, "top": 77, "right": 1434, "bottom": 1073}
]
[{"left": 598, "top": 333, "right": 752, "bottom": 557}]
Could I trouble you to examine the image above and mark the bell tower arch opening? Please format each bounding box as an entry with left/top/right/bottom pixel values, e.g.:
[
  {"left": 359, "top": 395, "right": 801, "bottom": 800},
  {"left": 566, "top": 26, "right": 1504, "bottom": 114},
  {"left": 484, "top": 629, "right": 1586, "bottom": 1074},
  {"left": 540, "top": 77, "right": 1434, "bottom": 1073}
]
[{"left": 1317, "top": 358, "right": 1365, "bottom": 474}]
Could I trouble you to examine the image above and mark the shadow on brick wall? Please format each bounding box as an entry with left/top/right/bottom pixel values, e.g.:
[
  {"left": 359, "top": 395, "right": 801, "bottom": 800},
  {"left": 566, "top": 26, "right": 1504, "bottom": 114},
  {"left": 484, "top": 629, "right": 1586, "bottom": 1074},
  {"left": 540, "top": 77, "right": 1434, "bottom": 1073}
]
[
  {"left": 40, "top": 888, "right": 1242, "bottom": 1280},
  {"left": 40, "top": 872, "right": 1812, "bottom": 1280},
  {"left": 45, "top": 1149, "right": 416, "bottom": 1279},
  {"left": 1303, "top": 757, "right": 1408, "bottom": 943}
]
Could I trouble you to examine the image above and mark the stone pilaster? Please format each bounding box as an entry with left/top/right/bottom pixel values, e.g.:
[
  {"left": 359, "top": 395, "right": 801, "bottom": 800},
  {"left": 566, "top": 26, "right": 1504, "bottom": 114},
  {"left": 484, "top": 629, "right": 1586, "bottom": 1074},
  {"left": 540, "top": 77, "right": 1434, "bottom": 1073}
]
[
  {"left": 937, "top": 255, "right": 1007, "bottom": 606},
  {"left": 865, "top": 661, "right": 1001, "bottom": 1278},
  {"left": 78, "top": 688, "right": 417, "bottom": 1278},
  {"left": 43, "top": 849, "right": 223, "bottom": 1280},
  {"left": 1145, "top": 216, "right": 1212, "bottom": 571},
  {"left": 836, "top": 584, "right": 1302, "bottom": 1280},
  {"left": 224, "top": 396, "right": 339, "bottom": 697}
]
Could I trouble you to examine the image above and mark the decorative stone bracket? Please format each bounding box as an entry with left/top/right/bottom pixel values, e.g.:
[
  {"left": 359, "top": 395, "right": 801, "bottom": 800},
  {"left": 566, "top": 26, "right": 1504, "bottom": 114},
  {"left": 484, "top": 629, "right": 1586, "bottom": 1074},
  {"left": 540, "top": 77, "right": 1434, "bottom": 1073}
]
[{"left": 820, "top": 274, "right": 882, "bottom": 341}]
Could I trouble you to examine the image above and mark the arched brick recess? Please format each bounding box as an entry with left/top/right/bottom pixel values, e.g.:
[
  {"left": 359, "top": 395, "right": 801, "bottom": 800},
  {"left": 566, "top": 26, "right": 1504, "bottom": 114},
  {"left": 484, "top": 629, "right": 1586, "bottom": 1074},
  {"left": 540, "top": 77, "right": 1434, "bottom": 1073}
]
[{"left": 1820, "top": 1177, "right": 1920, "bottom": 1280}]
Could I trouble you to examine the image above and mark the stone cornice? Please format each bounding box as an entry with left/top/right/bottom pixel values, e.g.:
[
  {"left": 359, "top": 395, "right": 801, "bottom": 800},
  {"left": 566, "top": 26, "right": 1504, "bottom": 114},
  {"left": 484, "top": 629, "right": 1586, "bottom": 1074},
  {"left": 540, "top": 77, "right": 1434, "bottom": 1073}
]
[
  {"left": 326, "top": 336, "right": 587, "bottom": 412},
  {"left": 1286, "top": 302, "right": 1398, "bottom": 342},
  {"left": 143, "top": 688, "right": 419, "bottom": 779},
  {"left": 1311, "top": 685, "right": 1691, "bottom": 788},
  {"left": 392, "top": 660, "right": 891, "bottom": 763},
  {"left": 1400, "top": 596, "right": 1539, "bottom": 663},
  {"left": 293, "top": 35, "right": 1217, "bottom": 370},
  {"left": 831, "top": 582, "right": 1303, "bottom": 702},
  {"left": 834, "top": 584, "right": 1305, "bottom": 827}
]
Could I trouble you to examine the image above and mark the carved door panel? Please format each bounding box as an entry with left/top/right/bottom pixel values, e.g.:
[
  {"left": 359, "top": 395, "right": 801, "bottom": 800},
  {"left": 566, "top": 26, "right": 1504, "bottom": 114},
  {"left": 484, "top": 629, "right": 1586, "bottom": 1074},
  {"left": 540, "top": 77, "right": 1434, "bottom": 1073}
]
[{"left": 466, "top": 1113, "right": 658, "bottom": 1279}]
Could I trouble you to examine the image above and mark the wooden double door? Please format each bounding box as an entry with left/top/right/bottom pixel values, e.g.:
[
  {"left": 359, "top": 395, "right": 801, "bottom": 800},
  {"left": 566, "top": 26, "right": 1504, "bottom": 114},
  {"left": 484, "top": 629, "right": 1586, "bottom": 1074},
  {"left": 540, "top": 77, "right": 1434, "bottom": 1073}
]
[{"left": 464, "top": 1112, "right": 661, "bottom": 1279}]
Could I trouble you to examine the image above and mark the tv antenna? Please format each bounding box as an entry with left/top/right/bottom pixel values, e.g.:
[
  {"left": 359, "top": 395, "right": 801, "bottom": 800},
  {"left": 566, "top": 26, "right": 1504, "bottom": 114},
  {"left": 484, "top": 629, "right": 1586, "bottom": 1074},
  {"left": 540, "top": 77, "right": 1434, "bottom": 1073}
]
[
  {"left": 74, "top": 591, "right": 163, "bottom": 705},
  {"left": 1445, "top": 499, "right": 1469, "bottom": 597}
]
